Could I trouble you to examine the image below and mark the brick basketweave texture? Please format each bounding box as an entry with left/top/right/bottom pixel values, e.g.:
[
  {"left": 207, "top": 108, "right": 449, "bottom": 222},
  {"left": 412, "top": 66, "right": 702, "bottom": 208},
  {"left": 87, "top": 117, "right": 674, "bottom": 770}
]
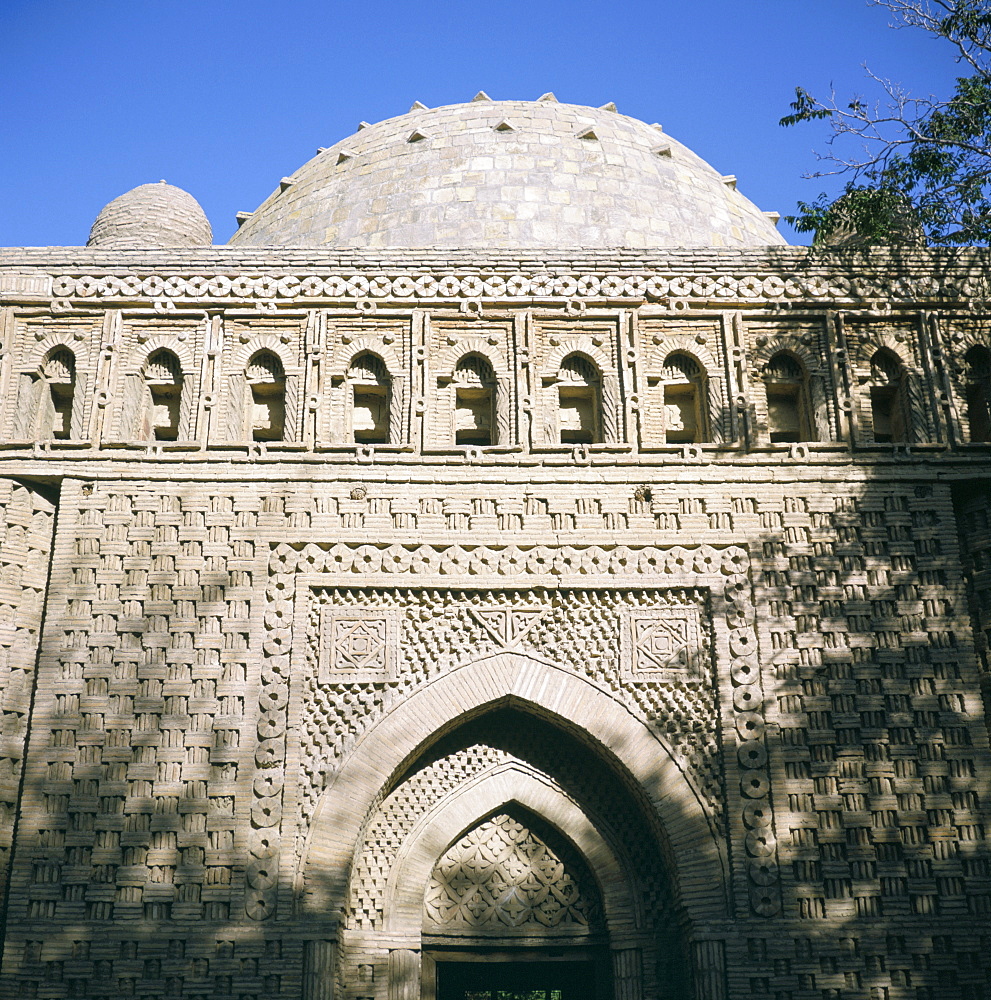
[{"left": 0, "top": 97, "right": 989, "bottom": 1000}]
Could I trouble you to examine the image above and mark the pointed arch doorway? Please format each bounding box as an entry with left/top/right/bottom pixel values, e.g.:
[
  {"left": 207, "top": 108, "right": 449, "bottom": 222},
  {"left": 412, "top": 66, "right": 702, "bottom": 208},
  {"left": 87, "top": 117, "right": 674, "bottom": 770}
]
[
  {"left": 337, "top": 709, "right": 688, "bottom": 1000},
  {"left": 301, "top": 653, "right": 727, "bottom": 1000}
]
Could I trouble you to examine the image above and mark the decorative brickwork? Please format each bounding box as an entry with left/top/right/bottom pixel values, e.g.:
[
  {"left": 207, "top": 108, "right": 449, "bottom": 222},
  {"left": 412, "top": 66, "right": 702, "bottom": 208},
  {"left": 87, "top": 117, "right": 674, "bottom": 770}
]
[
  {"left": 424, "top": 812, "right": 602, "bottom": 930},
  {"left": 0, "top": 481, "right": 56, "bottom": 912},
  {"left": 3, "top": 188, "right": 991, "bottom": 998}
]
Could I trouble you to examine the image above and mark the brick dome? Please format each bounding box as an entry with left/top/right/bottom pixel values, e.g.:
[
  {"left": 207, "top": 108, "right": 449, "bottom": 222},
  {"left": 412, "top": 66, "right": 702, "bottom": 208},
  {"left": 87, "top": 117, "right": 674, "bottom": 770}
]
[
  {"left": 87, "top": 181, "right": 213, "bottom": 248},
  {"left": 228, "top": 97, "right": 786, "bottom": 249}
]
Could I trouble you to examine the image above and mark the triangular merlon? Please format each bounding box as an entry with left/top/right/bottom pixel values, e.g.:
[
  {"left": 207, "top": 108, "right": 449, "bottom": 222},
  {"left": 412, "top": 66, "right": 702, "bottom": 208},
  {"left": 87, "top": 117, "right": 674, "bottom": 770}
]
[
  {"left": 763, "top": 211, "right": 782, "bottom": 228},
  {"left": 316, "top": 147, "right": 328, "bottom": 154},
  {"left": 409, "top": 101, "right": 429, "bottom": 111},
  {"left": 279, "top": 177, "right": 294, "bottom": 192},
  {"left": 407, "top": 129, "right": 429, "bottom": 143},
  {"left": 493, "top": 119, "right": 516, "bottom": 132},
  {"left": 576, "top": 126, "right": 599, "bottom": 140},
  {"left": 234, "top": 211, "right": 254, "bottom": 227},
  {"left": 652, "top": 144, "right": 672, "bottom": 157},
  {"left": 337, "top": 149, "right": 358, "bottom": 164},
  {"left": 472, "top": 90, "right": 492, "bottom": 102},
  {"left": 721, "top": 175, "right": 738, "bottom": 190},
  {"left": 598, "top": 101, "right": 618, "bottom": 112},
  {"left": 357, "top": 121, "right": 371, "bottom": 130},
  {"left": 537, "top": 92, "right": 558, "bottom": 102}
]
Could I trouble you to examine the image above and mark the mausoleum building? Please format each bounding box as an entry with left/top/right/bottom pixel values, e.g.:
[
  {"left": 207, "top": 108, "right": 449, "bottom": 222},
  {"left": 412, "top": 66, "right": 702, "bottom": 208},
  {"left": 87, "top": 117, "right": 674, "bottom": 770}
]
[{"left": 0, "top": 96, "right": 990, "bottom": 1000}]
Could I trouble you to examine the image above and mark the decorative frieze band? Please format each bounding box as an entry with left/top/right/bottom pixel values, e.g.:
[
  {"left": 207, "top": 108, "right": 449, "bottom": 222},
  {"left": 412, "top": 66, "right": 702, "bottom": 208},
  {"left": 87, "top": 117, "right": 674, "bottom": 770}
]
[{"left": 45, "top": 270, "right": 971, "bottom": 304}]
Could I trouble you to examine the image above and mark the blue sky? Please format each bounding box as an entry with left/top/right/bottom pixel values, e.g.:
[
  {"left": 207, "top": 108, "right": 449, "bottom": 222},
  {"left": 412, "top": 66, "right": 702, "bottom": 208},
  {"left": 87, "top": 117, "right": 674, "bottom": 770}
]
[{"left": 0, "top": 0, "right": 963, "bottom": 247}]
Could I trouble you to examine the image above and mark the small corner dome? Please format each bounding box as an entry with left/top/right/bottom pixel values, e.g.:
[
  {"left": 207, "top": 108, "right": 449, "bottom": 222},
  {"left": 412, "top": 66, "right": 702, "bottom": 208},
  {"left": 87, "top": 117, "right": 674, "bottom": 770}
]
[{"left": 87, "top": 181, "right": 213, "bottom": 248}]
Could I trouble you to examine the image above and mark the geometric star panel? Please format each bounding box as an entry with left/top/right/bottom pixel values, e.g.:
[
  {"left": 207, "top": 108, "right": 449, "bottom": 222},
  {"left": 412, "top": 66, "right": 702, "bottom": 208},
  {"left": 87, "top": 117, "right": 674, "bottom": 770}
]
[
  {"left": 620, "top": 606, "right": 703, "bottom": 679},
  {"left": 319, "top": 607, "right": 398, "bottom": 682}
]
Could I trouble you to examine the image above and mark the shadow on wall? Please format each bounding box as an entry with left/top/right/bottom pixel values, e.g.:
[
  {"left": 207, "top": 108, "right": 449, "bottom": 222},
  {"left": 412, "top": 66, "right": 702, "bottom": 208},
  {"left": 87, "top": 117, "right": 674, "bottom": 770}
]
[
  {"left": 1, "top": 473, "right": 990, "bottom": 999},
  {"left": 3, "top": 242, "right": 991, "bottom": 999}
]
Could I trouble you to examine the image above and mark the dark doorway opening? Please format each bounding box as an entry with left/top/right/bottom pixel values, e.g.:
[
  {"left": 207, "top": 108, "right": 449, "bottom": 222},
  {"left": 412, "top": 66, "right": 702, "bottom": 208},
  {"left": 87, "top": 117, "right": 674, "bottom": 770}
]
[{"left": 437, "top": 961, "right": 596, "bottom": 1000}]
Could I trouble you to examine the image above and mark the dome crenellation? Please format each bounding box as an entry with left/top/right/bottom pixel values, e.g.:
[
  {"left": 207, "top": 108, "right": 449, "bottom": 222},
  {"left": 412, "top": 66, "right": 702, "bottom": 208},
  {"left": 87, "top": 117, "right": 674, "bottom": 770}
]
[{"left": 228, "top": 98, "right": 785, "bottom": 250}]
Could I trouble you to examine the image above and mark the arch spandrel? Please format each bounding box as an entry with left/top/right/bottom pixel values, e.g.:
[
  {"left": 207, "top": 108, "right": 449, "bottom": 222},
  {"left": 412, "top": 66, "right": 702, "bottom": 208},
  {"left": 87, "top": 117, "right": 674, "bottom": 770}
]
[
  {"left": 126, "top": 336, "right": 197, "bottom": 376},
  {"left": 436, "top": 340, "right": 510, "bottom": 380},
  {"left": 300, "top": 651, "right": 728, "bottom": 927}
]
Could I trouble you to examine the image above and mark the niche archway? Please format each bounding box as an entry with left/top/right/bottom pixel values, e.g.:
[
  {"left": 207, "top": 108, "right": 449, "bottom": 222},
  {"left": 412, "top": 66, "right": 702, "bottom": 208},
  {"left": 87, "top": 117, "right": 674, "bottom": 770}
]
[
  {"left": 382, "top": 762, "right": 629, "bottom": 1000},
  {"left": 964, "top": 344, "right": 991, "bottom": 443},
  {"left": 867, "top": 347, "right": 907, "bottom": 443},
  {"left": 11, "top": 346, "right": 79, "bottom": 441},
  {"left": 348, "top": 352, "right": 392, "bottom": 444},
  {"left": 122, "top": 348, "right": 192, "bottom": 441},
  {"left": 300, "top": 653, "right": 727, "bottom": 1000},
  {"left": 340, "top": 709, "right": 685, "bottom": 1000},
  {"left": 762, "top": 351, "right": 811, "bottom": 443},
  {"left": 659, "top": 352, "right": 707, "bottom": 444},
  {"left": 246, "top": 350, "right": 287, "bottom": 441},
  {"left": 451, "top": 353, "right": 497, "bottom": 446},
  {"left": 555, "top": 354, "right": 602, "bottom": 444}
]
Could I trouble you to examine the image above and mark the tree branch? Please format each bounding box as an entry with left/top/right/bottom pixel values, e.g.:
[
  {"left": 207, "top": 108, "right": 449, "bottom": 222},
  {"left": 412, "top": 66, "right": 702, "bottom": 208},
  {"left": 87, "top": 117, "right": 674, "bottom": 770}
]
[{"left": 781, "top": 0, "right": 991, "bottom": 244}]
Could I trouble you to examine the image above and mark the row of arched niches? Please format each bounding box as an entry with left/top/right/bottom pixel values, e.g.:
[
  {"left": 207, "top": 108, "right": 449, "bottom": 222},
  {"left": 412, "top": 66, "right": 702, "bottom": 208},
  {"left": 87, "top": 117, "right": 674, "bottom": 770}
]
[{"left": 5, "top": 311, "right": 991, "bottom": 452}]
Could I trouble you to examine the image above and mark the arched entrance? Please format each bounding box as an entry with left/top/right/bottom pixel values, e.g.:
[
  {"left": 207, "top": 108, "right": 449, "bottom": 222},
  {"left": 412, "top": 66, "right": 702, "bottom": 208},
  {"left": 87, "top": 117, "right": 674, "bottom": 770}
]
[
  {"left": 300, "top": 654, "right": 727, "bottom": 1000},
  {"left": 382, "top": 756, "right": 643, "bottom": 1000}
]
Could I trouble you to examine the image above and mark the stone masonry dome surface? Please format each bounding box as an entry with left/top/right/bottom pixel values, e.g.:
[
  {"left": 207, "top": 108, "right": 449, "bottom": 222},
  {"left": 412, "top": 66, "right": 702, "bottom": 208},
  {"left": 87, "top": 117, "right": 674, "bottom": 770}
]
[
  {"left": 229, "top": 98, "right": 787, "bottom": 249},
  {"left": 87, "top": 181, "right": 213, "bottom": 248}
]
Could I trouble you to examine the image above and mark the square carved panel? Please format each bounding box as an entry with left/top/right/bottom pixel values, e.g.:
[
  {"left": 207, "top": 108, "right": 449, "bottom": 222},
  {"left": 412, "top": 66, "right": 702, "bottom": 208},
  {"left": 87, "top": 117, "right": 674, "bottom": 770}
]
[
  {"left": 318, "top": 607, "right": 398, "bottom": 683},
  {"left": 620, "top": 606, "right": 703, "bottom": 679}
]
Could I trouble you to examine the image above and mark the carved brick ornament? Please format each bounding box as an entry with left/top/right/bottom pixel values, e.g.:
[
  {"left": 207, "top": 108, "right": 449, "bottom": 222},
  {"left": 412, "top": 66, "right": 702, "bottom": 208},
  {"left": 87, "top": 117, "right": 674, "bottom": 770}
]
[
  {"left": 621, "top": 606, "right": 703, "bottom": 678},
  {"left": 46, "top": 269, "right": 980, "bottom": 304},
  {"left": 424, "top": 812, "right": 601, "bottom": 930},
  {"left": 318, "top": 608, "right": 398, "bottom": 682}
]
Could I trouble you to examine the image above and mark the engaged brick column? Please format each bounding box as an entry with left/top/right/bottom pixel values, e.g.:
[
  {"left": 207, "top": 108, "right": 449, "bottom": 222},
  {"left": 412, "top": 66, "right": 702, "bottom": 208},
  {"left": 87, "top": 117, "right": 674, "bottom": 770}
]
[
  {"left": 388, "top": 948, "right": 420, "bottom": 1000},
  {"left": 612, "top": 948, "right": 643, "bottom": 1000},
  {"left": 303, "top": 939, "right": 336, "bottom": 1000},
  {"left": 691, "top": 940, "right": 727, "bottom": 1000}
]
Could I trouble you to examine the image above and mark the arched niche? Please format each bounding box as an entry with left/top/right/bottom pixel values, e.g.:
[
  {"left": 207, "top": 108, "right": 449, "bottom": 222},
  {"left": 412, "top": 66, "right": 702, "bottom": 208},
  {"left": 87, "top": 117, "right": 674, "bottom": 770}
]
[
  {"left": 222, "top": 335, "right": 302, "bottom": 445},
  {"left": 300, "top": 652, "right": 727, "bottom": 933},
  {"left": 450, "top": 353, "right": 497, "bottom": 446},
  {"left": 140, "top": 348, "right": 185, "bottom": 440},
  {"left": 383, "top": 763, "right": 635, "bottom": 941},
  {"left": 348, "top": 351, "right": 392, "bottom": 444},
  {"left": 114, "top": 346, "right": 196, "bottom": 442},
  {"left": 554, "top": 354, "right": 602, "bottom": 445},
  {"left": 43, "top": 348, "right": 77, "bottom": 439},
  {"left": 867, "top": 347, "right": 907, "bottom": 443},
  {"left": 658, "top": 352, "right": 707, "bottom": 445},
  {"left": 395, "top": 771, "right": 629, "bottom": 1000},
  {"left": 11, "top": 346, "right": 79, "bottom": 441},
  {"left": 963, "top": 344, "right": 991, "bottom": 443},
  {"left": 762, "top": 351, "right": 811, "bottom": 444},
  {"left": 246, "top": 349, "right": 287, "bottom": 441}
]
